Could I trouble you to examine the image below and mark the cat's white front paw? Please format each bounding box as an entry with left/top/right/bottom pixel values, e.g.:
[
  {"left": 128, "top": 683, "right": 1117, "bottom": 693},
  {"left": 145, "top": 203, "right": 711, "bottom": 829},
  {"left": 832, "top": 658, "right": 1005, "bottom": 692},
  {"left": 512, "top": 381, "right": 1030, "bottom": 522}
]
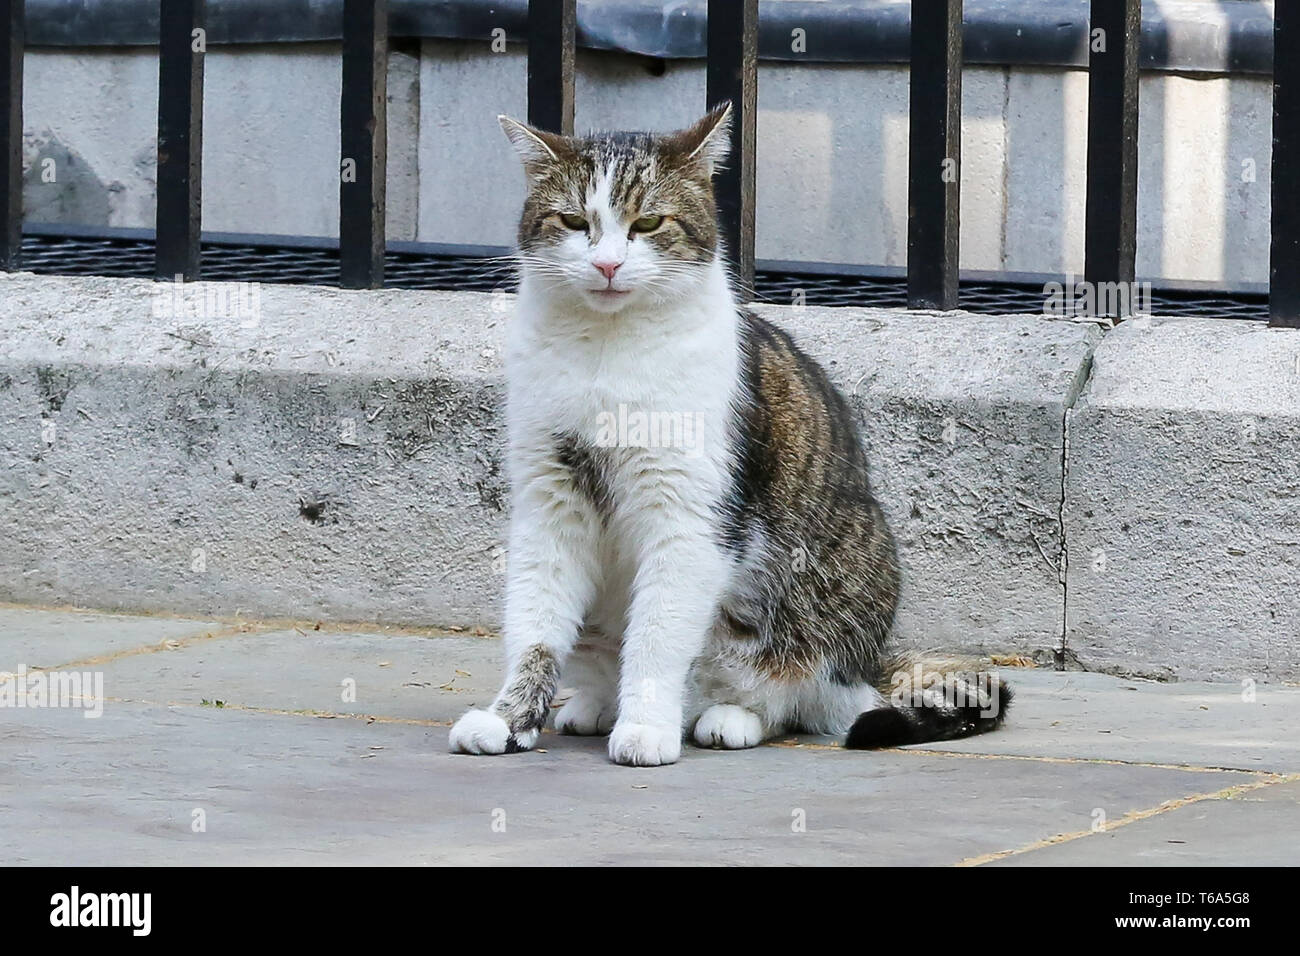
[
  {"left": 449, "top": 708, "right": 538, "bottom": 755},
  {"left": 555, "top": 692, "right": 616, "bottom": 736},
  {"left": 608, "top": 721, "right": 682, "bottom": 766},
  {"left": 693, "top": 704, "right": 765, "bottom": 749}
]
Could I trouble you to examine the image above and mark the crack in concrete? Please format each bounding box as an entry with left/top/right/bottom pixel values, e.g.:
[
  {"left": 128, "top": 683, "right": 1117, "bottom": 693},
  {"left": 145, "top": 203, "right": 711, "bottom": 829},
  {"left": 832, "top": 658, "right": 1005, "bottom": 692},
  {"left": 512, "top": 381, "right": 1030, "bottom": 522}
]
[
  {"left": 1057, "top": 341, "right": 1101, "bottom": 670},
  {"left": 1058, "top": 401, "right": 1071, "bottom": 670}
]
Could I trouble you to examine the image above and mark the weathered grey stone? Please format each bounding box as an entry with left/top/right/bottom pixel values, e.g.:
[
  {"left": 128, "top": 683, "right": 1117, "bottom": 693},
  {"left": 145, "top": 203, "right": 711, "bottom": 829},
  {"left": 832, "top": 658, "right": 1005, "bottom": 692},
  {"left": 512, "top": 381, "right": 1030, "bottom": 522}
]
[
  {"left": 1065, "top": 317, "right": 1300, "bottom": 682},
  {"left": 1, "top": 275, "right": 1096, "bottom": 663},
  {"left": 1, "top": 273, "right": 510, "bottom": 627}
]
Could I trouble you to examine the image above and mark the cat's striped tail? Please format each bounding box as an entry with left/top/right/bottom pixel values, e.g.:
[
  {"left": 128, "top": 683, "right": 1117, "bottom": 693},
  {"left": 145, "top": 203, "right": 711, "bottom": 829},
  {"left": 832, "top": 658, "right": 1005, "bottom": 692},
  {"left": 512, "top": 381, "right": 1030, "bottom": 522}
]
[{"left": 844, "top": 655, "right": 1014, "bottom": 749}]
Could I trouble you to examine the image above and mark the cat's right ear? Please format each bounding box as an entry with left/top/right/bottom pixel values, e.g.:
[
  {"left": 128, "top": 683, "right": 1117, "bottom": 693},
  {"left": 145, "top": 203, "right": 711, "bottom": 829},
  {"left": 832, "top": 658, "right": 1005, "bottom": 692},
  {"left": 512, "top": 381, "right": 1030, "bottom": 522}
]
[{"left": 499, "top": 115, "right": 571, "bottom": 181}]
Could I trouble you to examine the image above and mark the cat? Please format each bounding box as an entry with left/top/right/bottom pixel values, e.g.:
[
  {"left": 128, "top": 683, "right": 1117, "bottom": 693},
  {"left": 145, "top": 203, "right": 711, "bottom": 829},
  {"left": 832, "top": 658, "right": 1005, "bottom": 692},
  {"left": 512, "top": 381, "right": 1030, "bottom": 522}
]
[{"left": 448, "top": 104, "right": 1012, "bottom": 766}]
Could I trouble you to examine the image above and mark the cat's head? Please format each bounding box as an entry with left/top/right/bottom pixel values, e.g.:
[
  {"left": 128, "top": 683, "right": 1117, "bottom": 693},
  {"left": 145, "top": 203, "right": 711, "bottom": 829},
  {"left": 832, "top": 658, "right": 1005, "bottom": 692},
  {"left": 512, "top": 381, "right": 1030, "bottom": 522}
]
[{"left": 500, "top": 104, "right": 732, "bottom": 314}]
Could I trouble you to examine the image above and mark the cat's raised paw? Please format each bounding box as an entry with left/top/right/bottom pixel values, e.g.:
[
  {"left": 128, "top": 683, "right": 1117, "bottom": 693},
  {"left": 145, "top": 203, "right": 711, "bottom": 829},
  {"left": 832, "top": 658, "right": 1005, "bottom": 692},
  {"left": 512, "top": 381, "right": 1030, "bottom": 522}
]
[
  {"left": 555, "top": 693, "right": 616, "bottom": 736},
  {"left": 608, "top": 721, "right": 681, "bottom": 766},
  {"left": 449, "top": 708, "right": 536, "bottom": 755},
  {"left": 693, "top": 704, "right": 765, "bottom": 749}
]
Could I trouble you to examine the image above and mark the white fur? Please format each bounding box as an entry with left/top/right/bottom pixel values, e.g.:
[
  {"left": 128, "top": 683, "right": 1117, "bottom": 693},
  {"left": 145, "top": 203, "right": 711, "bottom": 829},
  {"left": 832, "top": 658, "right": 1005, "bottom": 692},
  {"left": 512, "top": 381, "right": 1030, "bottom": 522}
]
[
  {"left": 693, "top": 704, "right": 764, "bottom": 749},
  {"left": 554, "top": 690, "right": 616, "bottom": 735},
  {"left": 609, "top": 722, "right": 682, "bottom": 767},
  {"left": 447, "top": 709, "right": 512, "bottom": 755}
]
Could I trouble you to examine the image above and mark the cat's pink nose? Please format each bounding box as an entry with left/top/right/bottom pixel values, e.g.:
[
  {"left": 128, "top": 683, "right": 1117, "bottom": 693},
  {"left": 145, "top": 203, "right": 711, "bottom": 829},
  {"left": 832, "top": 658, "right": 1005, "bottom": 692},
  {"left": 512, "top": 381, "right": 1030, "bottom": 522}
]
[{"left": 593, "top": 260, "right": 622, "bottom": 281}]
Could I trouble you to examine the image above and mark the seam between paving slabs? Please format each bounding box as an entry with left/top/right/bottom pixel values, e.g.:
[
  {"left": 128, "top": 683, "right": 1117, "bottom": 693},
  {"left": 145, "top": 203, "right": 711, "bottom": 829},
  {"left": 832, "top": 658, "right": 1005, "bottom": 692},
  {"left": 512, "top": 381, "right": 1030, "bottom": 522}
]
[
  {"left": 30, "top": 623, "right": 270, "bottom": 671},
  {"left": 952, "top": 772, "right": 1300, "bottom": 867}
]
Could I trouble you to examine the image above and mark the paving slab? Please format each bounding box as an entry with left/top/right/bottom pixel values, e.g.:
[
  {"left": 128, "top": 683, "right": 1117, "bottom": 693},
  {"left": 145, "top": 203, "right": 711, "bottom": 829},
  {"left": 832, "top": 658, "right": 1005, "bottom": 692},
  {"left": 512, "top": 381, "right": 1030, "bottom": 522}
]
[
  {"left": 902, "top": 669, "right": 1300, "bottom": 774},
  {"left": 0, "top": 606, "right": 223, "bottom": 672},
  {"left": 991, "top": 780, "right": 1300, "bottom": 866},
  {"left": 90, "top": 628, "right": 503, "bottom": 722},
  {"left": 65, "top": 622, "right": 1300, "bottom": 774},
  {"left": 0, "top": 699, "right": 1258, "bottom": 866}
]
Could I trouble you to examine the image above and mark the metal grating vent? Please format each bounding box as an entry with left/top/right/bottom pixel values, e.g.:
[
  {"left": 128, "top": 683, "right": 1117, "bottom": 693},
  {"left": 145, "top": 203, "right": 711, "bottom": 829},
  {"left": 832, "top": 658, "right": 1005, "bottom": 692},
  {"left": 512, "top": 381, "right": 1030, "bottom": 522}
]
[{"left": 16, "top": 233, "right": 1269, "bottom": 322}]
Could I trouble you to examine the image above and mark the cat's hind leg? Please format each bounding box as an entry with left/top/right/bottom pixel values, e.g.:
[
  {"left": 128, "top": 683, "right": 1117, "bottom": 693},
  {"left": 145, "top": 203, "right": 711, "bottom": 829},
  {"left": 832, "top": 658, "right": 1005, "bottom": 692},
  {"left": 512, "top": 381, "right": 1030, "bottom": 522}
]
[
  {"left": 692, "top": 703, "right": 767, "bottom": 749},
  {"left": 687, "top": 650, "right": 786, "bottom": 750},
  {"left": 554, "top": 628, "right": 620, "bottom": 735}
]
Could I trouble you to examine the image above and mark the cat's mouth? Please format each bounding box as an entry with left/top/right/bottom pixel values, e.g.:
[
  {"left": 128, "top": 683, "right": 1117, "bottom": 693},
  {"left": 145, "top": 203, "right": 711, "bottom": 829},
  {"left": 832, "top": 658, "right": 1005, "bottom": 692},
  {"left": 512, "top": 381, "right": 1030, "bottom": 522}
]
[{"left": 587, "top": 287, "right": 631, "bottom": 299}]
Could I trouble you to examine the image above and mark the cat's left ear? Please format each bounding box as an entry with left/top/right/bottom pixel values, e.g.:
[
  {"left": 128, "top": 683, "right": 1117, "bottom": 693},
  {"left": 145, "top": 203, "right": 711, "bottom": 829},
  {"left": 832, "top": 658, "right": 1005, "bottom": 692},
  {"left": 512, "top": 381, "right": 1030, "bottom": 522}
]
[{"left": 667, "top": 102, "right": 733, "bottom": 176}]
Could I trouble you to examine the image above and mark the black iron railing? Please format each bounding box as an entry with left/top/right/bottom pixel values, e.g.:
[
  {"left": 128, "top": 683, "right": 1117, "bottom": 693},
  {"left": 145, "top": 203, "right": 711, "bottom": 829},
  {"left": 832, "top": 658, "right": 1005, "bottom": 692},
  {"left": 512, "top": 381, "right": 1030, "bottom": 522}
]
[
  {"left": 0, "top": 0, "right": 21, "bottom": 271},
  {"left": 526, "top": 0, "right": 575, "bottom": 137},
  {"left": 1271, "top": 1, "right": 1300, "bottom": 325},
  {"left": 0, "top": 0, "right": 1296, "bottom": 327},
  {"left": 339, "top": 0, "right": 387, "bottom": 288},
  {"left": 907, "top": 0, "right": 961, "bottom": 311},
  {"left": 1084, "top": 0, "right": 1140, "bottom": 301},
  {"left": 154, "top": 0, "right": 203, "bottom": 281}
]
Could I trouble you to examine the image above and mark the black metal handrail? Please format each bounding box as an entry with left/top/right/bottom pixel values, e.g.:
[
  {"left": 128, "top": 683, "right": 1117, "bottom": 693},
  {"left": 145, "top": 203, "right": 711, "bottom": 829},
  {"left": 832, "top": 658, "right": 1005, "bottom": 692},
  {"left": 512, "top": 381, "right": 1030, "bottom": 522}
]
[{"left": 0, "top": 0, "right": 1296, "bottom": 327}]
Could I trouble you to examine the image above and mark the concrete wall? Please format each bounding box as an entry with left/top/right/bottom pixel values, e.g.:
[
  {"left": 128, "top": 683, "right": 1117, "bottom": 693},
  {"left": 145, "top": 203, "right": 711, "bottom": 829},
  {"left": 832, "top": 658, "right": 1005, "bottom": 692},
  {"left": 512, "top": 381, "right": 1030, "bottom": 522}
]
[
  {"left": 20, "top": 40, "right": 1274, "bottom": 285},
  {"left": 4, "top": 273, "right": 1297, "bottom": 682},
  {"left": 1066, "top": 318, "right": 1300, "bottom": 683},
  {"left": 22, "top": 44, "right": 422, "bottom": 240}
]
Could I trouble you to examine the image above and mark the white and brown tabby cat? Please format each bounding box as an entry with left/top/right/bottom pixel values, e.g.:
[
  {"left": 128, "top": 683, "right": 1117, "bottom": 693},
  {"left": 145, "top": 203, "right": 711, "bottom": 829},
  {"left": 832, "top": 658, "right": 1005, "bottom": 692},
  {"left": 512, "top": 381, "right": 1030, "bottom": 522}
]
[{"left": 448, "top": 104, "right": 1011, "bottom": 766}]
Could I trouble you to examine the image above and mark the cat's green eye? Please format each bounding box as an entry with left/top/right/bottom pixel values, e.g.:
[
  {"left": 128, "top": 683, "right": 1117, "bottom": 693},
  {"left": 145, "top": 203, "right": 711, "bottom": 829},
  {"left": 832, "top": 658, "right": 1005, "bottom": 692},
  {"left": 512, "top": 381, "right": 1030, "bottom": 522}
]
[
  {"left": 630, "top": 215, "right": 665, "bottom": 234},
  {"left": 558, "top": 213, "right": 589, "bottom": 231}
]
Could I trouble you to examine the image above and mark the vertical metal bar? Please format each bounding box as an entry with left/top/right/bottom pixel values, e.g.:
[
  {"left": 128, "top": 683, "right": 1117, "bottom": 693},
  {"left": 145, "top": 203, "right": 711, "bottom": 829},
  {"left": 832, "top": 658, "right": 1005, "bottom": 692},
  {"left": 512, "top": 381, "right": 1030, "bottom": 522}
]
[
  {"left": 1084, "top": 0, "right": 1140, "bottom": 316},
  {"left": 340, "top": 0, "right": 387, "bottom": 289},
  {"left": 527, "top": 0, "right": 575, "bottom": 135},
  {"left": 907, "top": 0, "right": 963, "bottom": 311},
  {"left": 1272, "top": 3, "right": 1300, "bottom": 327},
  {"left": 0, "top": 0, "right": 21, "bottom": 270},
  {"left": 707, "top": 0, "right": 758, "bottom": 298},
  {"left": 155, "top": 0, "right": 204, "bottom": 281}
]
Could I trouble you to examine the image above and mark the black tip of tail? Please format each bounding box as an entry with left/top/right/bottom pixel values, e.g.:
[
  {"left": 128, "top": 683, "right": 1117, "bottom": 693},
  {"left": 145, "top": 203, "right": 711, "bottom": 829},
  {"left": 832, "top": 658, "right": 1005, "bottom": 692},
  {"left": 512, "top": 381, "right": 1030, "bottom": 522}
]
[
  {"left": 845, "top": 679, "right": 1014, "bottom": 750},
  {"left": 845, "top": 708, "right": 918, "bottom": 748}
]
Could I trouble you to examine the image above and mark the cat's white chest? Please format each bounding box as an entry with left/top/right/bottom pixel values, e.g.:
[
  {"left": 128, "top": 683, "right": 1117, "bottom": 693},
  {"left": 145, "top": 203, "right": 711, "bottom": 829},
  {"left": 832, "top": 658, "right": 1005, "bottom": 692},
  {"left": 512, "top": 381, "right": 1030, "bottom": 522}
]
[{"left": 505, "top": 279, "right": 740, "bottom": 451}]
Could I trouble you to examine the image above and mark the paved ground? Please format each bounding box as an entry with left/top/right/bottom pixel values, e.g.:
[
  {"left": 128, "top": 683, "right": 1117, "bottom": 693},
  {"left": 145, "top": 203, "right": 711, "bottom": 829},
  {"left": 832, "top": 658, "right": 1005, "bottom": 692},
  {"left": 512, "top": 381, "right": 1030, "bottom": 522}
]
[{"left": 2, "top": 604, "right": 1297, "bottom": 866}]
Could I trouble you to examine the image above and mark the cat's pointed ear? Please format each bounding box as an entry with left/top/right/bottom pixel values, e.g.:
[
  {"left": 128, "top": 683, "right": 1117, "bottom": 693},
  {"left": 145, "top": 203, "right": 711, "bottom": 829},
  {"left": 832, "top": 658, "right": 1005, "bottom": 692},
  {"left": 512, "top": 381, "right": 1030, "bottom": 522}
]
[
  {"left": 499, "top": 115, "right": 572, "bottom": 179},
  {"left": 668, "top": 102, "right": 733, "bottom": 175}
]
